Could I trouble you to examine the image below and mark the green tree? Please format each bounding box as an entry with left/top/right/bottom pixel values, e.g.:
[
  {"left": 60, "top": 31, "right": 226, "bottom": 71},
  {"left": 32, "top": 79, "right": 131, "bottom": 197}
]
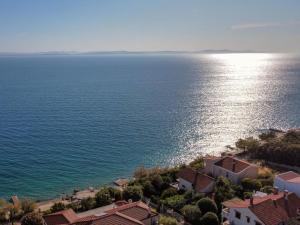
[
  {"left": 197, "top": 197, "right": 218, "bottom": 215},
  {"left": 80, "top": 197, "right": 96, "bottom": 211},
  {"left": 50, "top": 202, "right": 66, "bottom": 213},
  {"left": 21, "top": 212, "right": 45, "bottom": 225},
  {"left": 200, "top": 212, "right": 219, "bottom": 225},
  {"left": 241, "top": 178, "right": 262, "bottom": 192},
  {"left": 123, "top": 186, "right": 143, "bottom": 201},
  {"left": 163, "top": 195, "right": 186, "bottom": 211},
  {"left": 95, "top": 188, "right": 112, "bottom": 207},
  {"left": 161, "top": 188, "right": 177, "bottom": 199},
  {"left": 158, "top": 215, "right": 179, "bottom": 225},
  {"left": 142, "top": 181, "right": 157, "bottom": 197},
  {"left": 181, "top": 204, "right": 202, "bottom": 225}
]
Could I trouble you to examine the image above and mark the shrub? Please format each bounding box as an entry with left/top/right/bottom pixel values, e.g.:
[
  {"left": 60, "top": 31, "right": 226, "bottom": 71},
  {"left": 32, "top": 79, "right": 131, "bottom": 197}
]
[
  {"left": 241, "top": 178, "right": 262, "bottom": 192},
  {"left": 243, "top": 192, "right": 253, "bottom": 199},
  {"left": 161, "top": 188, "right": 177, "bottom": 199},
  {"left": 189, "top": 156, "right": 204, "bottom": 169},
  {"left": 143, "top": 181, "right": 157, "bottom": 197},
  {"left": 200, "top": 212, "right": 219, "bottom": 225},
  {"left": 21, "top": 212, "right": 45, "bottom": 225},
  {"left": 163, "top": 195, "right": 186, "bottom": 211},
  {"left": 197, "top": 197, "right": 218, "bottom": 215},
  {"left": 80, "top": 197, "right": 96, "bottom": 211},
  {"left": 260, "top": 186, "right": 274, "bottom": 194},
  {"left": 50, "top": 202, "right": 66, "bottom": 213},
  {"left": 181, "top": 204, "right": 202, "bottom": 225},
  {"left": 95, "top": 188, "right": 112, "bottom": 207},
  {"left": 66, "top": 202, "right": 80, "bottom": 212},
  {"left": 159, "top": 215, "right": 179, "bottom": 225},
  {"left": 123, "top": 186, "right": 143, "bottom": 201},
  {"left": 21, "top": 199, "right": 36, "bottom": 214}
]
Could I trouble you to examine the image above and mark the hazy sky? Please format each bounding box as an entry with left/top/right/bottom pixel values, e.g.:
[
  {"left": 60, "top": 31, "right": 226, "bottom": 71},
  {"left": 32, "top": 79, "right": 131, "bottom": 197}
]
[{"left": 0, "top": 0, "right": 300, "bottom": 53}]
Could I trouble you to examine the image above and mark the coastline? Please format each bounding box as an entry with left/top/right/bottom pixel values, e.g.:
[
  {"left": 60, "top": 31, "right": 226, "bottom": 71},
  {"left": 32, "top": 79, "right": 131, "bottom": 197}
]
[{"left": 4, "top": 127, "right": 299, "bottom": 209}]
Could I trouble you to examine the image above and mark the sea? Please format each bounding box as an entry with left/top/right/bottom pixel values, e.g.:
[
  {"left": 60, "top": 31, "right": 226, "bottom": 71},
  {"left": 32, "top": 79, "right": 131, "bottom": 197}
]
[{"left": 0, "top": 53, "right": 299, "bottom": 199}]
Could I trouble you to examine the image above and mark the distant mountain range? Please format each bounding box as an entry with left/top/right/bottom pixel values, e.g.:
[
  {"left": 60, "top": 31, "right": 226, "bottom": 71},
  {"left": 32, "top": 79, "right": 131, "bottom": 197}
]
[{"left": 0, "top": 49, "right": 258, "bottom": 56}]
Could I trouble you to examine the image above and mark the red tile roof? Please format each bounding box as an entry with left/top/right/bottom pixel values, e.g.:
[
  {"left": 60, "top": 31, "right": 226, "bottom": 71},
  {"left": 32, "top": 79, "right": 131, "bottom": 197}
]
[
  {"left": 71, "top": 201, "right": 156, "bottom": 225},
  {"left": 277, "top": 171, "right": 300, "bottom": 184},
  {"left": 214, "top": 156, "right": 251, "bottom": 173},
  {"left": 44, "top": 209, "right": 79, "bottom": 225},
  {"left": 223, "top": 192, "right": 300, "bottom": 225},
  {"left": 105, "top": 201, "right": 157, "bottom": 221},
  {"left": 177, "top": 167, "right": 197, "bottom": 183},
  {"left": 177, "top": 167, "right": 215, "bottom": 192}
]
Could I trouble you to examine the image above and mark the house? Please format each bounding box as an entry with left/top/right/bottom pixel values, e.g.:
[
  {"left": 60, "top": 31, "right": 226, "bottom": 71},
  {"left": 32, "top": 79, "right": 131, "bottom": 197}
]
[
  {"left": 222, "top": 191, "right": 300, "bottom": 225},
  {"left": 177, "top": 167, "right": 215, "bottom": 193},
  {"left": 204, "top": 156, "right": 258, "bottom": 184},
  {"left": 274, "top": 171, "right": 300, "bottom": 197},
  {"left": 44, "top": 209, "right": 79, "bottom": 225},
  {"left": 44, "top": 201, "right": 158, "bottom": 225}
]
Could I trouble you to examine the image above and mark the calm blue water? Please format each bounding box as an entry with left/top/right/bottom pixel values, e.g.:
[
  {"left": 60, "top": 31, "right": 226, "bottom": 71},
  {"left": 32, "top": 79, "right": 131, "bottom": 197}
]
[{"left": 0, "top": 53, "right": 299, "bottom": 199}]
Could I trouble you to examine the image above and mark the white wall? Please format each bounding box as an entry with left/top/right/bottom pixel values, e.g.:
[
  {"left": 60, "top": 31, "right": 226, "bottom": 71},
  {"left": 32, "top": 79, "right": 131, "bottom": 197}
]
[
  {"left": 178, "top": 178, "right": 192, "bottom": 191},
  {"left": 223, "top": 207, "right": 264, "bottom": 225},
  {"left": 274, "top": 177, "right": 300, "bottom": 197}
]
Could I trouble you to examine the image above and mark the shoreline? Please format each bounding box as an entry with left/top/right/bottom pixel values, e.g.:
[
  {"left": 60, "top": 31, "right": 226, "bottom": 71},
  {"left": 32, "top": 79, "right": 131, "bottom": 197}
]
[{"left": 3, "top": 128, "right": 298, "bottom": 210}]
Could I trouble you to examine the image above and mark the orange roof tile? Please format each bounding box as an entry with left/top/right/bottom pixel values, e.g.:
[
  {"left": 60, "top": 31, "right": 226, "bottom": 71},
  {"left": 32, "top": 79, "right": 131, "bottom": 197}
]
[
  {"left": 277, "top": 171, "right": 300, "bottom": 183},
  {"left": 214, "top": 156, "right": 251, "bottom": 173},
  {"left": 44, "top": 209, "right": 79, "bottom": 225},
  {"left": 223, "top": 192, "right": 300, "bottom": 225}
]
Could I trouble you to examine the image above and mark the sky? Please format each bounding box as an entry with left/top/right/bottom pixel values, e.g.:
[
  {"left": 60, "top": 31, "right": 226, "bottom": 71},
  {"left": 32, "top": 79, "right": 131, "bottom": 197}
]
[{"left": 0, "top": 0, "right": 300, "bottom": 53}]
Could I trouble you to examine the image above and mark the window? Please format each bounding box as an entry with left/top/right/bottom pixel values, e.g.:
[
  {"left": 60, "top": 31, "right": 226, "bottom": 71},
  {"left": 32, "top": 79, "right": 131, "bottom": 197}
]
[
  {"left": 226, "top": 172, "right": 229, "bottom": 178},
  {"left": 255, "top": 221, "right": 262, "bottom": 225},
  {"left": 235, "top": 211, "right": 241, "bottom": 219},
  {"left": 246, "top": 216, "right": 250, "bottom": 223}
]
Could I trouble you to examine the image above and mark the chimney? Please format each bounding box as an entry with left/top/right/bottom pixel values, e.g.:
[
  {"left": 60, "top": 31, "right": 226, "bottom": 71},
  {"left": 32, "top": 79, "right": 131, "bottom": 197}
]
[
  {"left": 128, "top": 199, "right": 133, "bottom": 203},
  {"left": 284, "top": 190, "right": 289, "bottom": 200},
  {"left": 284, "top": 190, "right": 290, "bottom": 217},
  {"left": 232, "top": 160, "right": 236, "bottom": 172},
  {"left": 273, "top": 187, "right": 279, "bottom": 195},
  {"left": 250, "top": 196, "right": 254, "bottom": 206}
]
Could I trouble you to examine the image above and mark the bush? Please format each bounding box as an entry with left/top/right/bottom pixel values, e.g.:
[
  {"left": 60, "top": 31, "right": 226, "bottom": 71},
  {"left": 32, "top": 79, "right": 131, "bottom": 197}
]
[
  {"left": 21, "top": 212, "right": 45, "bottom": 225},
  {"left": 197, "top": 197, "right": 218, "bottom": 215},
  {"left": 21, "top": 199, "right": 36, "bottom": 214},
  {"left": 260, "top": 186, "right": 274, "bottom": 194},
  {"left": 163, "top": 195, "right": 186, "bottom": 211},
  {"left": 159, "top": 215, "right": 179, "bottom": 225},
  {"left": 80, "top": 197, "right": 96, "bottom": 211},
  {"left": 235, "top": 137, "right": 260, "bottom": 151},
  {"left": 200, "top": 212, "right": 219, "bottom": 225},
  {"left": 161, "top": 188, "right": 177, "bottom": 199},
  {"left": 123, "top": 186, "right": 143, "bottom": 201},
  {"left": 181, "top": 205, "right": 202, "bottom": 225},
  {"left": 189, "top": 156, "right": 204, "bottom": 169},
  {"left": 50, "top": 202, "right": 66, "bottom": 213},
  {"left": 241, "top": 178, "right": 262, "bottom": 192},
  {"left": 66, "top": 202, "right": 80, "bottom": 212},
  {"left": 95, "top": 188, "right": 112, "bottom": 207},
  {"left": 107, "top": 187, "right": 122, "bottom": 201},
  {"left": 243, "top": 192, "right": 253, "bottom": 199},
  {"left": 143, "top": 181, "right": 157, "bottom": 197}
]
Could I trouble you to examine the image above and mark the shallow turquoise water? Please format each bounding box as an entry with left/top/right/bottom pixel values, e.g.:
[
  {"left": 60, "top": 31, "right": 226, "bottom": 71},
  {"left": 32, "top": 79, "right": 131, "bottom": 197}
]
[{"left": 0, "top": 53, "right": 299, "bottom": 199}]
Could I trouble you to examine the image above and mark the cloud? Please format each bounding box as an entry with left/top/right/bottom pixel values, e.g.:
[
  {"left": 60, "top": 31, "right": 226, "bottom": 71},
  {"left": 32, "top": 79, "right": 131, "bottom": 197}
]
[{"left": 231, "top": 21, "right": 300, "bottom": 30}]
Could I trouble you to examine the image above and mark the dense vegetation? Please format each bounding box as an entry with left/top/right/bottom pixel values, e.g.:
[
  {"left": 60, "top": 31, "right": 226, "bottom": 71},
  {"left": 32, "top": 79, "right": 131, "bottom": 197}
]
[{"left": 236, "top": 129, "right": 300, "bottom": 167}]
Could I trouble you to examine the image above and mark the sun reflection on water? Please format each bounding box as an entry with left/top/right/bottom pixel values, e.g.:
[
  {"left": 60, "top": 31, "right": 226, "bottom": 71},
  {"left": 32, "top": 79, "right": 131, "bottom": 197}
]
[{"left": 171, "top": 53, "right": 280, "bottom": 165}]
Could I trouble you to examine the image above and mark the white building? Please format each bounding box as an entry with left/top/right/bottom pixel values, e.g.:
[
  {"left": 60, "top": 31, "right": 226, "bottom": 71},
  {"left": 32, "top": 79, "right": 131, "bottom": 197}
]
[
  {"left": 222, "top": 191, "right": 300, "bottom": 225},
  {"left": 274, "top": 171, "right": 300, "bottom": 197},
  {"left": 177, "top": 167, "right": 215, "bottom": 193},
  {"left": 204, "top": 156, "right": 258, "bottom": 184}
]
